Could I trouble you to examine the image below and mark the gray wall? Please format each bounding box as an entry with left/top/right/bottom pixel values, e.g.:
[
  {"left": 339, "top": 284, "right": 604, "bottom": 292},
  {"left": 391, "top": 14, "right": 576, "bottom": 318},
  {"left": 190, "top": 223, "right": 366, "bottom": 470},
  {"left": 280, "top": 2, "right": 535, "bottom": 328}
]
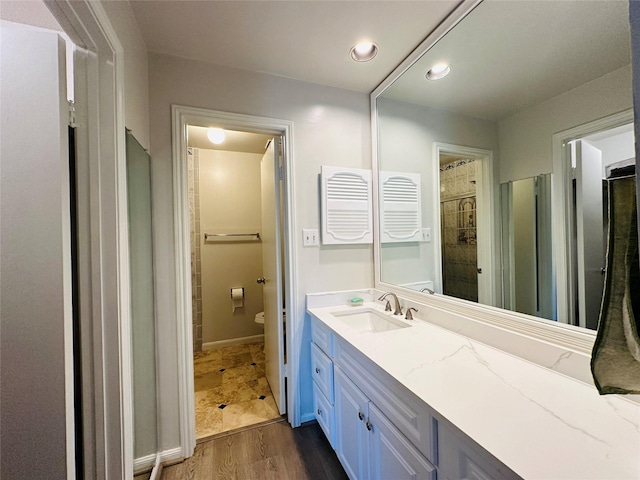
[
  {"left": 376, "top": 97, "right": 499, "bottom": 290},
  {"left": 498, "top": 65, "right": 632, "bottom": 183},
  {"left": 148, "top": 52, "right": 374, "bottom": 450},
  {"left": 1, "top": 23, "right": 70, "bottom": 479}
]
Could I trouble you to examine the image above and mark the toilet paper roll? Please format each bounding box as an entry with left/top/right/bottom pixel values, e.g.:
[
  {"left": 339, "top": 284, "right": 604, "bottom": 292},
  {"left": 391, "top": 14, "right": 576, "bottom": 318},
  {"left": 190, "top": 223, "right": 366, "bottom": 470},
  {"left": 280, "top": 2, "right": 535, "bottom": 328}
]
[{"left": 231, "top": 287, "right": 244, "bottom": 312}]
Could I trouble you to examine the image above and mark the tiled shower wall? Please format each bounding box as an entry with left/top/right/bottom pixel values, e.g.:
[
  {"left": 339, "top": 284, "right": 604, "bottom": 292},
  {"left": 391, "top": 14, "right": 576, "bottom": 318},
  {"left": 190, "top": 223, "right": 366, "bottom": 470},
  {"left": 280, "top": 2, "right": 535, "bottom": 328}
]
[
  {"left": 188, "top": 148, "right": 203, "bottom": 352},
  {"left": 440, "top": 158, "right": 478, "bottom": 302}
]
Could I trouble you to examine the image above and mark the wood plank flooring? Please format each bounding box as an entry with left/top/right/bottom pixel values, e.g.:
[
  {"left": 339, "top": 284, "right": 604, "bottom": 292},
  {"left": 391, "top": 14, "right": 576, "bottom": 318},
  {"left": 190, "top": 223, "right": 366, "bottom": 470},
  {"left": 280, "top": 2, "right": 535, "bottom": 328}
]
[{"left": 162, "top": 420, "right": 347, "bottom": 480}]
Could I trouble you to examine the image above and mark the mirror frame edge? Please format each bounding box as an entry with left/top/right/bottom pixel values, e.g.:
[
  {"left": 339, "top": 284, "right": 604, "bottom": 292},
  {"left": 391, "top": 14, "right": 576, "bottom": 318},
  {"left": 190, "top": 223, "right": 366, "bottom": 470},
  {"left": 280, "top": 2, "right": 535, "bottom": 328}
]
[{"left": 371, "top": 0, "right": 598, "bottom": 355}]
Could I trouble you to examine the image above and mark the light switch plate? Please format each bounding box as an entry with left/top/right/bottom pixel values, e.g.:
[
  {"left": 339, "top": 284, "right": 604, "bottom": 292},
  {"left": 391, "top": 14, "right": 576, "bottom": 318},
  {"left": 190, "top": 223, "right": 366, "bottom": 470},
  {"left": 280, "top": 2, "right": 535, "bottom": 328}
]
[
  {"left": 303, "top": 229, "right": 319, "bottom": 246},
  {"left": 421, "top": 228, "right": 431, "bottom": 242}
]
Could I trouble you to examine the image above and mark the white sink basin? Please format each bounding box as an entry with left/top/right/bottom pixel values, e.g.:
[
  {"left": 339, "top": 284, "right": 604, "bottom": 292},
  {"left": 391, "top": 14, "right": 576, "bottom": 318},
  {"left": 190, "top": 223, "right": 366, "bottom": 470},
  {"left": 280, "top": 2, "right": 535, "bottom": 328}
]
[{"left": 331, "top": 308, "right": 411, "bottom": 334}]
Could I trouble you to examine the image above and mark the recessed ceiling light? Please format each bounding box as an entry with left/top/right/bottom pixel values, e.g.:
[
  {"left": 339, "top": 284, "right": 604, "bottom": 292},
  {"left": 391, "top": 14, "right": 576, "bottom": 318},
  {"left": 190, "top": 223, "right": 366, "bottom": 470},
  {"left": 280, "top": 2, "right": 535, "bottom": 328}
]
[
  {"left": 426, "top": 63, "right": 451, "bottom": 81},
  {"left": 350, "top": 42, "right": 378, "bottom": 62},
  {"left": 207, "top": 128, "right": 226, "bottom": 144}
]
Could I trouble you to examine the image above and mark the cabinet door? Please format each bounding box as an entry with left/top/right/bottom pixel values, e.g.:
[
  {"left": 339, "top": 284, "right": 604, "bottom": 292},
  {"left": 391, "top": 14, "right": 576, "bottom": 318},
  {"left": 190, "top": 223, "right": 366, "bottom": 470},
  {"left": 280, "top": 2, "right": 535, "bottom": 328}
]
[
  {"left": 335, "top": 367, "right": 370, "bottom": 480},
  {"left": 368, "top": 404, "right": 436, "bottom": 480},
  {"left": 438, "top": 424, "right": 520, "bottom": 480}
]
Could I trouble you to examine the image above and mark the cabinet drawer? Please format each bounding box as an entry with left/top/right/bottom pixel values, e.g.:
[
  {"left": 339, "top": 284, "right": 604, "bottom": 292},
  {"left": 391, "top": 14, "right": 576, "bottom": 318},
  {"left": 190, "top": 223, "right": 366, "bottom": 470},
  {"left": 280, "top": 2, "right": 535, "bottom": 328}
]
[
  {"left": 313, "top": 383, "right": 335, "bottom": 448},
  {"left": 311, "top": 317, "right": 334, "bottom": 357},
  {"left": 311, "top": 342, "right": 334, "bottom": 402},
  {"left": 335, "top": 338, "right": 436, "bottom": 464}
]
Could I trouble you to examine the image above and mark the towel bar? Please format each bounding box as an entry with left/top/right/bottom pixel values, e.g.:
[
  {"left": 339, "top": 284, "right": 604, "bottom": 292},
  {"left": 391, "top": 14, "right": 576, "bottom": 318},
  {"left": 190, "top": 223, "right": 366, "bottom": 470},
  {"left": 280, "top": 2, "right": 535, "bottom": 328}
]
[{"left": 204, "top": 232, "right": 260, "bottom": 241}]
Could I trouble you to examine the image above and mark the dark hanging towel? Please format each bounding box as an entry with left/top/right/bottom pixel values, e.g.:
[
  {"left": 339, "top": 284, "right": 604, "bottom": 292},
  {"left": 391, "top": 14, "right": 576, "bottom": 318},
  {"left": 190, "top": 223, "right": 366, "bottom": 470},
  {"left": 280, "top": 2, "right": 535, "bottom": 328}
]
[{"left": 591, "top": 175, "right": 640, "bottom": 394}]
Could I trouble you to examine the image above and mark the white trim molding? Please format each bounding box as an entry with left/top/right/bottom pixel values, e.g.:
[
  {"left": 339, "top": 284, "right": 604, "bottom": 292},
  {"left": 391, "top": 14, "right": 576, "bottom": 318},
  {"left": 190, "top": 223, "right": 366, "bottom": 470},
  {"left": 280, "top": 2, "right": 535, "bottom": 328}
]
[
  {"left": 432, "top": 143, "right": 497, "bottom": 306},
  {"left": 47, "top": 1, "right": 133, "bottom": 478},
  {"left": 171, "top": 105, "right": 299, "bottom": 459},
  {"left": 369, "top": 0, "right": 613, "bottom": 374}
]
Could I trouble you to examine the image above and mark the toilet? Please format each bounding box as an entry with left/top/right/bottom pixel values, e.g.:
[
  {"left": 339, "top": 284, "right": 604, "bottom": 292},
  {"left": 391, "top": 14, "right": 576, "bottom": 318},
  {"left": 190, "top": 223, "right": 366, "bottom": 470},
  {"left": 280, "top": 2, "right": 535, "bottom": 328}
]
[{"left": 254, "top": 309, "right": 286, "bottom": 327}]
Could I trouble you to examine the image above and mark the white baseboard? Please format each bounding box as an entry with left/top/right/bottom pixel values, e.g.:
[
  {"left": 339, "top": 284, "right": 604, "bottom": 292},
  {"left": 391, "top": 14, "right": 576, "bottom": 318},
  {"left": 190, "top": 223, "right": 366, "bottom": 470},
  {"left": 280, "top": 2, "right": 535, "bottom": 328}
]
[
  {"left": 202, "top": 334, "right": 264, "bottom": 351},
  {"left": 300, "top": 412, "right": 317, "bottom": 424}
]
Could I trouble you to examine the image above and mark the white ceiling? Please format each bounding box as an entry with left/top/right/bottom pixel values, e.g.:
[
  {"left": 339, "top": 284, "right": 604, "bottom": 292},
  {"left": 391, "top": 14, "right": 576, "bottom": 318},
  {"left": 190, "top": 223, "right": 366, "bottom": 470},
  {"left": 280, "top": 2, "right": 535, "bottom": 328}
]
[
  {"left": 129, "top": 0, "right": 460, "bottom": 93},
  {"left": 382, "top": 0, "right": 631, "bottom": 122},
  {"left": 187, "top": 125, "right": 272, "bottom": 154},
  {"left": 0, "top": 0, "right": 62, "bottom": 31}
]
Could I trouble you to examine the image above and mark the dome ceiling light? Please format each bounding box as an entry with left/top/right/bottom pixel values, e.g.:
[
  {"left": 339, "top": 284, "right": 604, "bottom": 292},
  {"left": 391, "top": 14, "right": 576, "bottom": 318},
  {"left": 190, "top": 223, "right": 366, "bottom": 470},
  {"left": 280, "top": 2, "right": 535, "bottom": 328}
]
[
  {"left": 350, "top": 42, "right": 379, "bottom": 62},
  {"left": 207, "top": 127, "right": 226, "bottom": 144}
]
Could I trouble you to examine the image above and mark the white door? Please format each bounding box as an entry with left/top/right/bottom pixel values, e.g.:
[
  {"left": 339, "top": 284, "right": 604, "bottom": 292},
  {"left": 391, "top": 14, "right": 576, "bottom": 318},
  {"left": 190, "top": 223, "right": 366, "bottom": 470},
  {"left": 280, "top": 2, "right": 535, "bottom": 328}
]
[
  {"left": 474, "top": 159, "right": 491, "bottom": 305},
  {"left": 574, "top": 140, "right": 606, "bottom": 329},
  {"left": 260, "top": 137, "right": 286, "bottom": 414}
]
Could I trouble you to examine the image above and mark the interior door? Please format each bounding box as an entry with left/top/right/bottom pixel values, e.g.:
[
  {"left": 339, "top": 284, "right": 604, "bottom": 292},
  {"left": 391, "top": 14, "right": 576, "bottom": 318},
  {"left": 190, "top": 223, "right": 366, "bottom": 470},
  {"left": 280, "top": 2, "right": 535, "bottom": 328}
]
[
  {"left": 260, "top": 137, "right": 286, "bottom": 414},
  {"left": 574, "top": 140, "right": 606, "bottom": 329}
]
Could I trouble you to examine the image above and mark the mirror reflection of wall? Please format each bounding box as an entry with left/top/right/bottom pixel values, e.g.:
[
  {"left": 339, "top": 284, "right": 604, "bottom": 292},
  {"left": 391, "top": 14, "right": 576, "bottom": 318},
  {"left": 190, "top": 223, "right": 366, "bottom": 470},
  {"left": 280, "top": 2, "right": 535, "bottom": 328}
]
[
  {"left": 501, "top": 174, "right": 554, "bottom": 320},
  {"left": 126, "top": 130, "right": 158, "bottom": 473},
  {"left": 375, "top": 0, "right": 633, "bottom": 330}
]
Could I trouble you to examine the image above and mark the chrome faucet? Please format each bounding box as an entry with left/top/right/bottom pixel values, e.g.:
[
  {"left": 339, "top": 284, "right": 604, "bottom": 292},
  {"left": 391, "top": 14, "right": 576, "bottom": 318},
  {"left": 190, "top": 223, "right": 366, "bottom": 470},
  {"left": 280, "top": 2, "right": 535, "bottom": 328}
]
[
  {"left": 378, "top": 292, "right": 403, "bottom": 316},
  {"left": 420, "top": 287, "right": 435, "bottom": 295}
]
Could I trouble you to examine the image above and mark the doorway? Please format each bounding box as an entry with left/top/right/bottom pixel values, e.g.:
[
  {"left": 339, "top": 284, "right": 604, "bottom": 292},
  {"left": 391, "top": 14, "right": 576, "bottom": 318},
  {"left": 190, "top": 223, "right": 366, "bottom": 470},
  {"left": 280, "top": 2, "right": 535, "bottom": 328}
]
[
  {"left": 434, "top": 143, "right": 495, "bottom": 305},
  {"left": 172, "top": 106, "right": 296, "bottom": 455},
  {"left": 568, "top": 122, "right": 634, "bottom": 329},
  {"left": 553, "top": 110, "right": 634, "bottom": 328},
  {"left": 186, "top": 127, "right": 285, "bottom": 439}
]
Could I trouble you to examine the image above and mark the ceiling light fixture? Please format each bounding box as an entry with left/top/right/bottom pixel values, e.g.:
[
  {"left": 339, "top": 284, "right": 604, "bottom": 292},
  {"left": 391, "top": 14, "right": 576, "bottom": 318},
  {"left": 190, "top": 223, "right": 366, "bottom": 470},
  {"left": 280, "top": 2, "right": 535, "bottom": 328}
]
[
  {"left": 207, "top": 127, "right": 226, "bottom": 144},
  {"left": 350, "top": 41, "right": 378, "bottom": 62},
  {"left": 426, "top": 63, "right": 451, "bottom": 81}
]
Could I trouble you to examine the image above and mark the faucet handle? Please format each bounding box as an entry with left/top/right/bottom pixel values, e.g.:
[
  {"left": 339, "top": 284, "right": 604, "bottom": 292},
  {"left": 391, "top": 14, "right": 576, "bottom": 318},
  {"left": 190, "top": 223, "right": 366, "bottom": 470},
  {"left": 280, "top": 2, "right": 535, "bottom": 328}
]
[
  {"left": 384, "top": 300, "right": 392, "bottom": 312},
  {"left": 405, "top": 307, "right": 418, "bottom": 320}
]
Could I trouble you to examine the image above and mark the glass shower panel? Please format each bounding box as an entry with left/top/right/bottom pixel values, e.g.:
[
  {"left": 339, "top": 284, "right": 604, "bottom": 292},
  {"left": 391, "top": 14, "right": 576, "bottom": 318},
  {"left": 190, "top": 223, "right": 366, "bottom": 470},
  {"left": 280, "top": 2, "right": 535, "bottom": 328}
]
[{"left": 126, "top": 130, "right": 158, "bottom": 470}]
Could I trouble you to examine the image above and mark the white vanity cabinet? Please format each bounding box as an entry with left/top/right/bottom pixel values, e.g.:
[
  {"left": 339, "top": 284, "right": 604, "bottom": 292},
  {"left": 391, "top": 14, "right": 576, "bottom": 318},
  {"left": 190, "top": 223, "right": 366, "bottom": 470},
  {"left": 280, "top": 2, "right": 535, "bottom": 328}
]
[
  {"left": 334, "top": 366, "right": 436, "bottom": 480},
  {"left": 310, "top": 313, "right": 522, "bottom": 480},
  {"left": 311, "top": 342, "right": 335, "bottom": 446},
  {"left": 313, "top": 317, "right": 436, "bottom": 480},
  {"left": 311, "top": 319, "right": 336, "bottom": 446}
]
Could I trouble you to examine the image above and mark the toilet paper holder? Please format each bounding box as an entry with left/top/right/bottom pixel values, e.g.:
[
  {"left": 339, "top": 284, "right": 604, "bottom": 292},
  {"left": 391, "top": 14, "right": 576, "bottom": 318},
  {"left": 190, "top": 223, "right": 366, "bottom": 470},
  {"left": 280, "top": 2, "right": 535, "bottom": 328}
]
[
  {"left": 231, "top": 287, "right": 244, "bottom": 313},
  {"left": 230, "top": 287, "right": 244, "bottom": 299}
]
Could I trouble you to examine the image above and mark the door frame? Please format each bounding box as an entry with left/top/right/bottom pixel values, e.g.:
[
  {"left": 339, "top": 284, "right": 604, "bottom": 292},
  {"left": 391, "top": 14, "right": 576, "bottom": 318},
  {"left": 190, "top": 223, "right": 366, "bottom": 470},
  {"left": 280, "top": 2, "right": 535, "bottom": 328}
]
[
  {"left": 171, "top": 105, "right": 297, "bottom": 458},
  {"left": 46, "top": 1, "right": 133, "bottom": 478},
  {"left": 551, "top": 109, "right": 633, "bottom": 326},
  {"left": 433, "top": 143, "right": 497, "bottom": 306}
]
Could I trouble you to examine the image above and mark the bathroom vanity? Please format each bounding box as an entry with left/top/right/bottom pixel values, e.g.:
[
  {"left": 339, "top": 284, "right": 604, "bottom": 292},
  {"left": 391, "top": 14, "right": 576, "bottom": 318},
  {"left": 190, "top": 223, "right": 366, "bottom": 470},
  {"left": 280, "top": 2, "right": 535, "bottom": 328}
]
[{"left": 307, "top": 291, "right": 640, "bottom": 480}]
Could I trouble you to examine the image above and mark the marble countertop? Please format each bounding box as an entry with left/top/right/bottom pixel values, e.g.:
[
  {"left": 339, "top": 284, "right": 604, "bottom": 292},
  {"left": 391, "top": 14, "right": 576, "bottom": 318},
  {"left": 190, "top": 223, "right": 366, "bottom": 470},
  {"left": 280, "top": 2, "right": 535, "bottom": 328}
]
[{"left": 307, "top": 300, "right": 640, "bottom": 480}]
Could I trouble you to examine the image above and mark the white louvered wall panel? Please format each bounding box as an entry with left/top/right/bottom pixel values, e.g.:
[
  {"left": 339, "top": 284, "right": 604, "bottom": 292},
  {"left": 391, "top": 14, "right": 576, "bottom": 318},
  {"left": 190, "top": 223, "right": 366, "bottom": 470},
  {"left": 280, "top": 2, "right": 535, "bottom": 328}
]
[
  {"left": 380, "top": 171, "right": 422, "bottom": 243},
  {"left": 321, "top": 166, "right": 373, "bottom": 244}
]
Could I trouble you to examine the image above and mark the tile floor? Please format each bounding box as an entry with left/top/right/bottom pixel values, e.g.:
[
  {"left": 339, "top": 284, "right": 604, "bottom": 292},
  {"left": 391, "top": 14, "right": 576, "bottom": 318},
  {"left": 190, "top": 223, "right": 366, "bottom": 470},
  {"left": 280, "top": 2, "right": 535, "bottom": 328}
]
[{"left": 194, "top": 341, "right": 281, "bottom": 440}]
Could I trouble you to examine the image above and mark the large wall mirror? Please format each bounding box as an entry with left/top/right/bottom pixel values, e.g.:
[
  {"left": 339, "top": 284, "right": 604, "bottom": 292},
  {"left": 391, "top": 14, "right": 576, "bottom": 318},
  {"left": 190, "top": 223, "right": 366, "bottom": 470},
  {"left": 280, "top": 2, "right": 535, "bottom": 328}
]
[{"left": 373, "top": 0, "right": 634, "bottom": 333}]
